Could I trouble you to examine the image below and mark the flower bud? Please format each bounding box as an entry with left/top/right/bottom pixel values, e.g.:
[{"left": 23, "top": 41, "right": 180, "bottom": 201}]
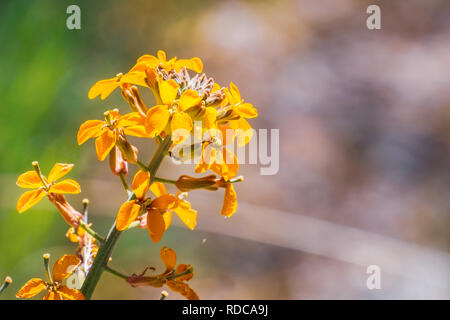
[
  {"left": 48, "top": 194, "right": 83, "bottom": 227},
  {"left": 145, "top": 68, "right": 157, "bottom": 88},
  {"left": 109, "top": 146, "right": 129, "bottom": 176},
  {"left": 116, "top": 135, "right": 138, "bottom": 164},
  {"left": 121, "top": 85, "right": 148, "bottom": 114},
  {"left": 175, "top": 175, "right": 218, "bottom": 192}
]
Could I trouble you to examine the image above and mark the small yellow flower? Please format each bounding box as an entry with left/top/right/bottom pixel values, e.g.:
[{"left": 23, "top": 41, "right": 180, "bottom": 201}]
[
  {"left": 77, "top": 109, "right": 147, "bottom": 162},
  {"left": 126, "top": 246, "right": 199, "bottom": 300},
  {"left": 16, "top": 254, "right": 84, "bottom": 300},
  {"left": 16, "top": 162, "right": 81, "bottom": 214},
  {"left": 219, "top": 82, "right": 258, "bottom": 146},
  {"left": 195, "top": 138, "right": 239, "bottom": 182},
  {"left": 145, "top": 79, "right": 202, "bottom": 143},
  {"left": 115, "top": 171, "right": 197, "bottom": 243}
]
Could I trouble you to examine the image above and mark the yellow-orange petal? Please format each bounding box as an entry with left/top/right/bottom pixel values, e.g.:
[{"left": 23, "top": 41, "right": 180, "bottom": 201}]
[
  {"left": 16, "top": 278, "right": 46, "bottom": 298},
  {"left": 132, "top": 170, "right": 150, "bottom": 200},
  {"left": 147, "top": 209, "right": 166, "bottom": 243},
  {"left": 160, "top": 246, "right": 177, "bottom": 272},
  {"left": 221, "top": 184, "right": 237, "bottom": 217},
  {"left": 204, "top": 107, "right": 218, "bottom": 137},
  {"left": 49, "top": 179, "right": 81, "bottom": 194},
  {"left": 150, "top": 182, "right": 167, "bottom": 197},
  {"left": 145, "top": 105, "right": 170, "bottom": 137},
  {"left": 174, "top": 57, "right": 203, "bottom": 73},
  {"left": 162, "top": 211, "right": 173, "bottom": 230},
  {"left": 137, "top": 54, "right": 159, "bottom": 67},
  {"left": 52, "top": 254, "right": 81, "bottom": 282},
  {"left": 217, "top": 148, "right": 239, "bottom": 180},
  {"left": 229, "top": 82, "right": 241, "bottom": 102},
  {"left": 120, "top": 71, "right": 148, "bottom": 88},
  {"left": 56, "top": 286, "right": 85, "bottom": 300},
  {"left": 157, "top": 50, "right": 167, "bottom": 61},
  {"left": 118, "top": 112, "right": 146, "bottom": 127},
  {"left": 66, "top": 227, "right": 79, "bottom": 243},
  {"left": 151, "top": 194, "right": 177, "bottom": 211},
  {"left": 123, "top": 125, "right": 150, "bottom": 138},
  {"left": 178, "top": 90, "right": 202, "bottom": 111},
  {"left": 116, "top": 201, "right": 141, "bottom": 231},
  {"left": 159, "top": 79, "right": 179, "bottom": 105},
  {"left": 166, "top": 280, "right": 199, "bottom": 300},
  {"left": 43, "top": 291, "right": 62, "bottom": 300},
  {"left": 48, "top": 163, "right": 74, "bottom": 182},
  {"left": 174, "top": 199, "right": 197, "bottom": 230},
  {"left": 236, "top": 103, "right": 258, "bottom": 118},
  {"left": 230, "top": 118, "right": 253, "bottom": 147},
  {"left": 175, "top": 264, "right": 194, "bottom": 281},
  {"left": 16, "top": 189, "right": 46, "bottom": 213},
  {"left": 77, "top": 120, "right": 105, "bottom": 145},
  {"left": 171, "top": 112, "right": 193, "bottom": 144},
  {"left": 88, "top": 78, "right": 120, "bottom": 100},
  {"left": 16, "top": 171, "right": 43, "bottom": 189},
  {"left": 95, "top": 130, "right": 116, "bottom": 161}
]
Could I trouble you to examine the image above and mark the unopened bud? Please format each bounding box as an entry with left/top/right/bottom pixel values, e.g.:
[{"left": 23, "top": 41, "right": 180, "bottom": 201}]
[
  {"left": 116, "top": 136, "right": 138, "bottom": 164},
  {"left": 145, "top": 68, "right": 157, "bottom": 88},
  {"left": 175, "top": 175, "right": 218, "bottom": 192},
  {"left": 109, "top": 146, "right": 129, "bottom": 176},
  {"left": 48, "top": 194, "right": 83, "bottom": 227}
]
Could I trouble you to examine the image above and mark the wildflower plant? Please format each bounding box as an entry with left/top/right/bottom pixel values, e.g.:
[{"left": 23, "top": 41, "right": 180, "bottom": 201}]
[{"left": 14, "top": 50, "right": 258, "bottom": 300}]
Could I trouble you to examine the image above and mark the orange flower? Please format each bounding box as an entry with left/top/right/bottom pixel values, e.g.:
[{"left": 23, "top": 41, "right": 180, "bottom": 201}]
[
  {"left": 195, "top": 138, "right": 239, "bottom": 182},
  {"left": 136, "top": 50, "right": 203, "bottom": 74},
  {"left": 144, "top": 79, "right": 202, "bottom": 143},
  {"left": 16, "top": 254, "right": 84, "bottom": 300},
  {"left": 77, "top": 109, "right": 148, "bottom": 162},
  {"left": 148, "top": 182, "right": 197, "bottom": 242},
  {"left": 115, "top": 171, "right": 197, "bottom": 243},
  {"left": 16, "top": 162, "right": 81, "bottom": 214},
  {"left": 219, "top": 82, "right": 258, "bottom": 146},
  {"left": 126, "top": 246, "right": 198, "bottom": 300}
]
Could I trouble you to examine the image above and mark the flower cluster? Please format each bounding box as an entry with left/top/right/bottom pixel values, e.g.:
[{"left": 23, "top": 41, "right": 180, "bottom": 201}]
[{"left": 14, "top": 50, "right": 258, "bottom": 300}]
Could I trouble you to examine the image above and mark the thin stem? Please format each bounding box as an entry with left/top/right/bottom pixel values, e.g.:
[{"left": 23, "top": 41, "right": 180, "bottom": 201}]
[
  {"left": 104, "top": 265, "right": 128, "bottom": 280},
  {"left": 78, "top": 219, "right": 105, "bottom": 243},
  {"left": 32, "top": 161, "right": 49, "bottom": 190},
  {"left": 43, "top": 254, "right": 52, "bottom": 284},
  {"left": 148, "top": 136, "right": 173, "bottom": 184},
  {"left": 166, "top": 267, "right": 193, "bottom": 280},
  {"left": 126, "top": 220, "right": 141, "bottom": 230},
  {"left": 80, "top": 135, "right": 173, "bottom": 299},
  {"left": 153, "top": 177, "right": 177, "bottom": 185},
  {"left": 136, "top": 160, "right": 149, "bottom": 172},
  {"left": 0, "top": 277, "right": 12, "bottom": 295},
  {"left": 119, "top": 171, "right": 130, "bottom": 191}
]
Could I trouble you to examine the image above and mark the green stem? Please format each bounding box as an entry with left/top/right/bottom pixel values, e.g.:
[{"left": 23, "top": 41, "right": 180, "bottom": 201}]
[
  {"left": 104, "top": 265, "right": 128, "bottom": 280},
  {"left": 80, "top": 136, "right": 172, "bottom": 299},
  {"left": 0, "top": 277, "right": 12, "bottom": 295},
  {"left": 119, "top": 172, "right": 130, "bottom": 192},
  {"left": 153, "top": 177, "right": 177, "bottom": 185},
  {"left": 78, "top": 220, "right": 105, "bottom": 243}
]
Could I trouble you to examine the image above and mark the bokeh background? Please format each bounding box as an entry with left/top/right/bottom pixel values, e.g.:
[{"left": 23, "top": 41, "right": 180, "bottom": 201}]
[{"left": 0, "top": 0, "right": 449, "bottom": 299}]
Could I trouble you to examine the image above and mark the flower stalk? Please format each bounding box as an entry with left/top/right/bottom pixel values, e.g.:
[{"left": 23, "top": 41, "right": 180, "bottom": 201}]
[{"left": 80, "top": 135, "right": 172, "bottom": 299}]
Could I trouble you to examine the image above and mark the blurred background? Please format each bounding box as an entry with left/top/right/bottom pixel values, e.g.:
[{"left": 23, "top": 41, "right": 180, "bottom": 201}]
[{"left": 0, "top": 0, "right": 449, "bottom": 299}]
